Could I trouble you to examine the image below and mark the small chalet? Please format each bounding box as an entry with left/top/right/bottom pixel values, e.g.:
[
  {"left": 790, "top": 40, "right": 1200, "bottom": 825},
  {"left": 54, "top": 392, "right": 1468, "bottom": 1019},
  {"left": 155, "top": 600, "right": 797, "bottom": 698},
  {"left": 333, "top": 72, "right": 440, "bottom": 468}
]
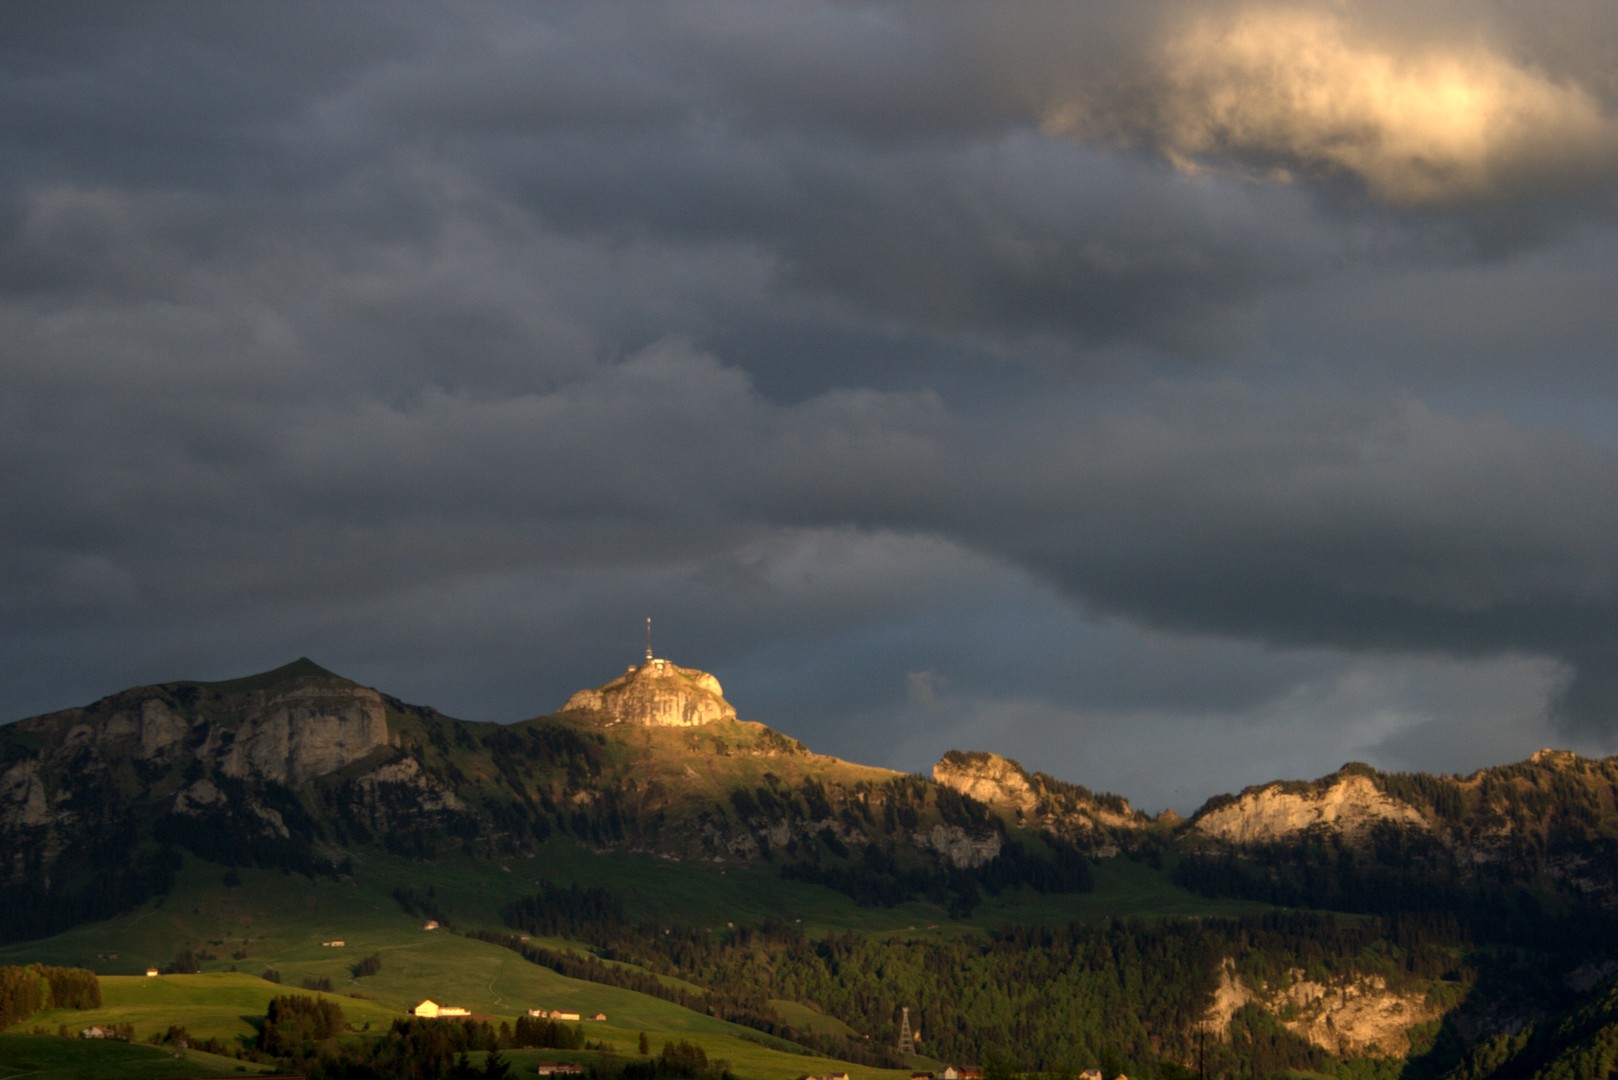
[
  {"left": 145, "top": 967, "right": 159, "bottom": 977},
  {"left": 1079, "top": 1071, "right": 1103, "bottom": 1080},
  {"left": 79, "top": 1025, "right": 115, "bottom": 1040},
  {"left": 422, "top": 920, "right": 441, "bottom": 931},
  {"left": 536, "top": 1064, "right": 584, "bottom": 1076}
]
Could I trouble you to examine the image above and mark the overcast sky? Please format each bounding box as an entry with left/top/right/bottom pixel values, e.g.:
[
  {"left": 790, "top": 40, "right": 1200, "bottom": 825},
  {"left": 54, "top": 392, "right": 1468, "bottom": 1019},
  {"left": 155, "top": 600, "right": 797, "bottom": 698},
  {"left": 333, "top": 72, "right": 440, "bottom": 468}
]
[{"left": 6, "top": 2, "right": 1618, "bottom": 812}]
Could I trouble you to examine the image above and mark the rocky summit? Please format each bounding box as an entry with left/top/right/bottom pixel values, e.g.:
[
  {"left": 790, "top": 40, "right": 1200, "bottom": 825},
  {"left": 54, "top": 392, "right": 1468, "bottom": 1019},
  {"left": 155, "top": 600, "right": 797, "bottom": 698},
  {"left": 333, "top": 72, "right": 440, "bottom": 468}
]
[{"left": 558, "top": 654, "right": 737, "bottom": 727}]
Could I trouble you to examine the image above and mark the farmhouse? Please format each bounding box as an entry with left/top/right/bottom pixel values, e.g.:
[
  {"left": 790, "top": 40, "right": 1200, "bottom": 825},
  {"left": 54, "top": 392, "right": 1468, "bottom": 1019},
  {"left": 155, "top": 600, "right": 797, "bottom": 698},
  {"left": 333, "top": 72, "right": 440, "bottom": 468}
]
[
  {"left": 414, "top": 999, "right": 471, "bottom": 1018},
  {"left": 535, "top": 1064, "right": 584, "bottom": 1076},
  {"left": 79, "top": 1025, "right": 115, "bottom": 1039},
  {"left": 531, "top": 1008, "right": 582, "bottom": 1021}
]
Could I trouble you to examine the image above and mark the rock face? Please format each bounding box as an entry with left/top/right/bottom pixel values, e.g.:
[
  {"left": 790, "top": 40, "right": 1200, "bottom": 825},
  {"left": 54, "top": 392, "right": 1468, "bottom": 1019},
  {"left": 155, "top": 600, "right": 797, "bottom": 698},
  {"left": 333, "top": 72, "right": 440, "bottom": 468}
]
[
  {"left": 1202, "top": 959, "right": 1439, "bottom": 1058},
  {"left": 1191, "top": 773, "right": 1429, "bottom": 845},
  {"left": 933, "top": 751, "right": 1038, "bottom": 814},
  {"left": 560, "top": 657, "right": 737, "bottom": 727},
  {"left": 215, "top": 684, "right": 391, "bottom": 787},
  {"left": 115, "top": 683, "right": 392, "bottom": 788},
  {"left": 46, "top": 670, "right": 393, "bottom": 789},
  {"left": 0, "top": 659, "right": 402, "bottom": 886},
  {"left": 915, "top": 823, "right": 1003, "bottom": 868},
  {"left": 932, "top": 749, "right": 1149, "bottom": 853}
]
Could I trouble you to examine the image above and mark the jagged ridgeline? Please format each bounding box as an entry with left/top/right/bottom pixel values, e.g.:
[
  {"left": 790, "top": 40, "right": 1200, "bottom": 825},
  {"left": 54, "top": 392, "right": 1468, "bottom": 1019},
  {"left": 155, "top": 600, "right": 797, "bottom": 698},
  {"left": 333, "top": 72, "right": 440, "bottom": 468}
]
[
  {"left": 0, "top": 656, "right": 1105, "bottom": 941},
  {"left": 1174, "top": 754, "right": 1618, "bottom": 945},
  {"left": 13, "top": 657, "right": 1618, "bottom": 1076}
]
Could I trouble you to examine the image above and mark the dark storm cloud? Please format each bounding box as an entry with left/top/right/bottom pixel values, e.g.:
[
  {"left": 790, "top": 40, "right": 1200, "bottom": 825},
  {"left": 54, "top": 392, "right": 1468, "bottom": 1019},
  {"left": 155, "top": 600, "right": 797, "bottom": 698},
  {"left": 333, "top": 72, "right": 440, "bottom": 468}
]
[
  {"left": 953, "top": 388, "right": 1618, "bottom": 730},
  {"left": 5, "top": 2, "right": 1618, "bottom": 800}
]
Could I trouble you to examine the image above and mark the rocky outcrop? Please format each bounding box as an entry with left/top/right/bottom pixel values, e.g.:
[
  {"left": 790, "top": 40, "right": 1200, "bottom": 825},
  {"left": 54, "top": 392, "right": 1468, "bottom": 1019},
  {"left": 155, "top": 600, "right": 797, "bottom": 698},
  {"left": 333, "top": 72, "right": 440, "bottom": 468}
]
[
  {"left": 915, "top": 823, "right": 1003, "bottom": 868},
  {"left": 0, "top": 760, "right": 50, "bottom": 830},
  {"left": 207, "top": 684, "right": 391, "bottom": 787},
  {"left": 1191, "top": 774, "right": 1429, "bottom": 845},
  {"left": 0, "top": 660, "right": 401, "bottom": 887},
  {"left": 1202, "top": 959, "right": 1439, "bottom": 1058},
  {"left": 346, "top": 757, "right": 464, "bottom": 831},
  {"left": 6, "top": 660, "right": 394, "bottom": 791},
  {"left": 1276, "top": 972, "right": 1441, "bottom": 1057},
  {"left": 933, "top": 750, "right": 1148, "bottom": 853},
  {"left": 934, "top": 752, "right": 1038, "bottom": 814},
  {"left": 560, "top": 657, "right": 737, "bottom": 727}
]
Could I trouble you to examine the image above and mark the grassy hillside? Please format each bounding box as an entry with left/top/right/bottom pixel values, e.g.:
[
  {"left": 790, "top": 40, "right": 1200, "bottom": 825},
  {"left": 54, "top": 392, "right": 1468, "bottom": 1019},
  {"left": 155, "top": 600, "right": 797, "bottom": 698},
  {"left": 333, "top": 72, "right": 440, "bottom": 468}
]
[
  {"left": 0, "top": 837, "right": 1275, "bottom": 979},
  {"left": 0, "top": 842, "right": 1289, "bottom": 1079},
  {"left": 0, "top": 1032, "right": 272, "bottom": 1080},
  {"left": 0, "top": 967, "right": 916, "bottom": 1080}
]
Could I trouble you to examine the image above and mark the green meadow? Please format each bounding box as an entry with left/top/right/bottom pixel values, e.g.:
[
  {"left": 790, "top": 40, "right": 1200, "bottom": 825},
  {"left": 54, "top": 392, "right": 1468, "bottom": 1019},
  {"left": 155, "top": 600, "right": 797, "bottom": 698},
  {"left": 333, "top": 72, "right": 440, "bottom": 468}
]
[
  {"left": 0, "top": 1032, "right": 273, "bottom": 1079},
  {"left": 1, "top": 967, "right": 914, "bottom": 1080},
  {"left": 0, "top": 839, "right": 1290, "bottom": 1079}
]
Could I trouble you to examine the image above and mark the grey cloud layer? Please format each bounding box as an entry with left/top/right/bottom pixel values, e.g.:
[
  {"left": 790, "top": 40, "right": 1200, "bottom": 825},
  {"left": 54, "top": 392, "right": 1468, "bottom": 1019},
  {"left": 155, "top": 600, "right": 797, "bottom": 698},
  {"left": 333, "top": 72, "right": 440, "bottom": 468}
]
[{"left": 5, "top": 2, "right": 1618, "bottom": 802}]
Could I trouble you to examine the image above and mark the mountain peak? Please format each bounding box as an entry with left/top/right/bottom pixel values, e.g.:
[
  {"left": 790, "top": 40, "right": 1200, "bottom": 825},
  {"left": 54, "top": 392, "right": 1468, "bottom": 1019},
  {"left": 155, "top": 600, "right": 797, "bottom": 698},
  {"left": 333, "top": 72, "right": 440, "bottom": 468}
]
[
  {"left": 558, "top": 656, "right": 738, "bottom": 727},
  {"left": 196, "top": 657, "right": 351, "bottom": 695}
]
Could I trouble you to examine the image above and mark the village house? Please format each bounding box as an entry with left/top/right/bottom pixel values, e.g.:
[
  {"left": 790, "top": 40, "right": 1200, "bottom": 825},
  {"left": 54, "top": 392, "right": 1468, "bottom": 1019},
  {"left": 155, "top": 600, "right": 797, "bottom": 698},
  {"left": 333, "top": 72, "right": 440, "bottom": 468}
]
[{"left": 527, "top": 1008, "right": 582, "bottom": 1020}]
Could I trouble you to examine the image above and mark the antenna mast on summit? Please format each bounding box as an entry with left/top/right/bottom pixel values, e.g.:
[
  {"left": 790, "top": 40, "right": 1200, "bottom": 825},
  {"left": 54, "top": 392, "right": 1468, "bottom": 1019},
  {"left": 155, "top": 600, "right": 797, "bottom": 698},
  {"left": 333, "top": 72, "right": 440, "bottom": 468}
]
[{"left": 645, "top": 617, "right": 653, "bottom": 662}]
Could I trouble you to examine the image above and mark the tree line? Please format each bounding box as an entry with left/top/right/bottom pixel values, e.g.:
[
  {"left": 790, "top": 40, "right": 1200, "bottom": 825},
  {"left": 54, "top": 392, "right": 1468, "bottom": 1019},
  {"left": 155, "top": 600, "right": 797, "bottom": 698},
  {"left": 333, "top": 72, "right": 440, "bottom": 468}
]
[
  {"left": 0, "top": 964, "right": 102, "bottom": 1030},
  {"left": 494, "top": 879, "right": 1486, "bottom": 1077}
]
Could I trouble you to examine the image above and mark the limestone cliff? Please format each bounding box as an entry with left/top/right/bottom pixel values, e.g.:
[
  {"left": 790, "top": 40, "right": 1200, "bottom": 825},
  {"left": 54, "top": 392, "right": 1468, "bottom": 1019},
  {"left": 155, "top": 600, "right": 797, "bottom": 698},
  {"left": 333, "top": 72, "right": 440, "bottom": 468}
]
[
  {"left": 559, "top": 656, "right": 737, "bottom": 727},
  {"left": 932, "top": 749, "right": 1150, "bottom": 853},
  {"left": 0, "top": 659, "right": 421, "bottom": 884},
  {"left": 1201, "top": 959, "right": 1440, "bottom": 1058},
  {"left": 1190, "top": 773, "right": 1430, "bottom": 845},
  {"left": 933, "top": 751, "right": 1039, "bottom": 814},
  {"left": 23, "top": 659, "right": 394, "bottom": 789}
]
